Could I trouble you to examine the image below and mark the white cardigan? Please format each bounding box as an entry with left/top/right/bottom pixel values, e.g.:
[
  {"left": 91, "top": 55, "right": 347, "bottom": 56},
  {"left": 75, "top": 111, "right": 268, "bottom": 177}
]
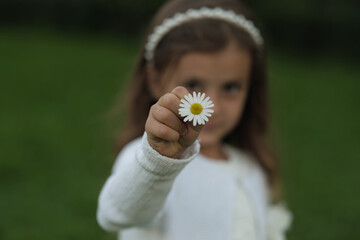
[{"left": 97, "top": 132, "right": 292, "bottom": 240}]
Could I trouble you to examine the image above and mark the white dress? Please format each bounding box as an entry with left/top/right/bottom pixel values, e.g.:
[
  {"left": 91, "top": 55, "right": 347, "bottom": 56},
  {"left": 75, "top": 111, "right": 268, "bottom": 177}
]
[{"left": 97, "top": 132, "right": 292, "bottom": 240}]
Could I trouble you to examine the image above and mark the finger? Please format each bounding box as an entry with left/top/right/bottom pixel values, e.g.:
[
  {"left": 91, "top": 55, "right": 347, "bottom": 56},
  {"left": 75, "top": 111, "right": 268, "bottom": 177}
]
[
  {"left": 151, "top": 104, "right": 187, "bottom": 136},
  {"left": 171, "top": 86, "right": 190, "bottom": 101},
  {"left": 158, "top": 92, "right": 184, "bottom": 120},
  {"left": 145, "top": 115, "right": 180, "bottom": 142},
  {"left": 179, "top": 122, "right": 203, "bottom": 146}
]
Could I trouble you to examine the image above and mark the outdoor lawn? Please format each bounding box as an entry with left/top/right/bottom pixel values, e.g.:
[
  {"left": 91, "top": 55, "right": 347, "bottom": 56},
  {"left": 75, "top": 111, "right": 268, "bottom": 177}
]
[{"left": 1, "top": 27, "right": 359, "bottom": 240}]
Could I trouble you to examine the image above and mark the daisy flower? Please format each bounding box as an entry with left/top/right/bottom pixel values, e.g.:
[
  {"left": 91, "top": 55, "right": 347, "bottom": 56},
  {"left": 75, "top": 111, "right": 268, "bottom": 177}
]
[{"left": 178, "top": 92, "right": 214, "bottom": 126}]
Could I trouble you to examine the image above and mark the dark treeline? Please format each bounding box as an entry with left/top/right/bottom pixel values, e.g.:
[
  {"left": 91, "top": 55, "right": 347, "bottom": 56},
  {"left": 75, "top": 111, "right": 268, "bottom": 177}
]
[{"left": 0, "top": 0, "right": 359, "bottom": 57}]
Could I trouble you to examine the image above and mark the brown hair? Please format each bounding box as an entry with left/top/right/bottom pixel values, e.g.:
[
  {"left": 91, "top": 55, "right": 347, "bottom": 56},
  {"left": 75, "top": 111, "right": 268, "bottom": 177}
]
[{"left": 114, "top": 0, "right": 281, "bottom": 202}]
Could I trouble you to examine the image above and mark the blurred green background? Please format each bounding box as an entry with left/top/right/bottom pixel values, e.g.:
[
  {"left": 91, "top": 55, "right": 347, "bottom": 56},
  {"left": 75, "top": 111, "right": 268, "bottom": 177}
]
[{"left": 0, "top": 1, "right": 359, "bottom": 239}]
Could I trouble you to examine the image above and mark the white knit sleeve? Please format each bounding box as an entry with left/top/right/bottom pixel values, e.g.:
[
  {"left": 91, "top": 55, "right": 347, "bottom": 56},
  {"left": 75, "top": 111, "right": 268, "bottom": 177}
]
[
  {"left": 96, "top": 132, "right": 200, "bottom": 232},
  {"left": 266, "top": 203, "right": 293, "bottom": 240}
]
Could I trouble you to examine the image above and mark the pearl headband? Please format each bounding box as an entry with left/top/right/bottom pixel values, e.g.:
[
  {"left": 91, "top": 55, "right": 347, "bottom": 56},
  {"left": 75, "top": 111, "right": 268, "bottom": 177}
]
[{"left": 144, "top": 7, "right": 263, "bottom": 62}]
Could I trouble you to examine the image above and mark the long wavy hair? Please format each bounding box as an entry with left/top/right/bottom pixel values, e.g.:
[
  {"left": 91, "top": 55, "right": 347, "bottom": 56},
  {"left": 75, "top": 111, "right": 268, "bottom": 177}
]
[{"left": 113, "top": 0, "right": 281, "bottom": 201}]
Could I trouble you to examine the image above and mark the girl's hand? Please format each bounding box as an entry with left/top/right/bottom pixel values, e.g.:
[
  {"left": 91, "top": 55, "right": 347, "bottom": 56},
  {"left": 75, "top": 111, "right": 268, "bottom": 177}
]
[{"left": 145, "top": 86, "right": 202, "bottom": 158}]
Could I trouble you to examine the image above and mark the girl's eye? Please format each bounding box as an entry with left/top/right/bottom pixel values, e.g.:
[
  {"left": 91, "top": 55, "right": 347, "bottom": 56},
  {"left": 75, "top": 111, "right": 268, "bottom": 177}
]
[
  {"left": 183, "top": 80, "right": 202, "bottom": 92},
  {"left": 223, "top": 82, "right": 242, "bottom": 94}
]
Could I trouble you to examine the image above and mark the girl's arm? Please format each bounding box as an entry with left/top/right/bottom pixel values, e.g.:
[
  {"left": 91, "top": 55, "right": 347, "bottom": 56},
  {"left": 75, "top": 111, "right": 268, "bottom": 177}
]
[
  {"left": 97, "top": 86, "right": 201, "bottom": 232},
  {"left": 97, "top": 132, "right": 199, "bottom": 231}
]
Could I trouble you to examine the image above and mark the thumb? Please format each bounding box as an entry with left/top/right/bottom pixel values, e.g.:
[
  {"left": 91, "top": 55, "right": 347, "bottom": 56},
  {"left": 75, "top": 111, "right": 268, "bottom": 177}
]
[{"left": 179, "top": 122, "right": 203, "bottom": 148}]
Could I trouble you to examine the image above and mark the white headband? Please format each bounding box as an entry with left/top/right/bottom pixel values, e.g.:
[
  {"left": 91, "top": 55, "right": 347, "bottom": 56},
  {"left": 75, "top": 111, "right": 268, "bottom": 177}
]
[{"left": 144, "top": 7, "right": 263, "bottom": 62}]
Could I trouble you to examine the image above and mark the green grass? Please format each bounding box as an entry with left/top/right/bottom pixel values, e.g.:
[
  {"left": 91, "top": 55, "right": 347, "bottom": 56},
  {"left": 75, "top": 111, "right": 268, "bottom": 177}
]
[
  {"left": 0, "top": 27, "right": 138, "bottom": 240},
  {"left": 269, "top": 52, "right": 360, "bottom": 239},
  {"left": 0, "top": 27, "right": 359, "bottom": 240}
]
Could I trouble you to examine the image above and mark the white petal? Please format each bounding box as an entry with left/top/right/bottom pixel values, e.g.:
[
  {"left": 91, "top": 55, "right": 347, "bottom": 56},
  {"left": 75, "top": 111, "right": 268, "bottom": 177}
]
[
  {"left": 179, "top": 111, "right": 188, "bottom": 117},
  {"left": 189, "top": 94, "right": 195, "bottom": 104},
  {"left": 180, "top": 99, "right": 190, "bottom": 105},
  {"left": 203, "top": 102, "right": 214, "bottom": 108},
  {"left": 204, "top": 112, "right": 212, "bottom": 117},
  {"left": 179, "top": 112, "right": 190, "bottom": 117},
  {"left": 192, "top": 92, "right": 199, "bottom": 103},
  {"left": 198, "top": 118, "right": 205, "bottom": 125},
  {"left": 192, "top": 92, "right": 197, "bottom": 99},
  {"left": 203, "top": 99, "right": 213, "bottom": 105},
  {"left": 203, "top": 109, "right": 214, "bottom": 113},
  {"left": 199, "top": 117, "right": 205, "bottom": 125},
  {"left": 188, "top": 115, "right": 194, "bottom": 122},
  {"left": 179, "top": 108, "right": 189, "bottom": 113},
  {"left": 179, "top": 102, "right": 191, "bottom": 108},
  {"left": 188, "top": 114, "right": 195, "bottom": 122},
  {"left": 193, "top": 118, "right": 197, "bottom": 126},
  {"left": 206, "top": 103, "right": 215, "bottom": 108},
  {"left": 185, "top": 94, "right": 194, "bottom": 104},
  {"left": 200, "top": 92, "right": 205, "bottom": 102},
  {"left": 180, "top": 109, "right": 190, "bottom": 114},
  {"left": 196, "top": 116, "right": 201, "bottom": 125}
]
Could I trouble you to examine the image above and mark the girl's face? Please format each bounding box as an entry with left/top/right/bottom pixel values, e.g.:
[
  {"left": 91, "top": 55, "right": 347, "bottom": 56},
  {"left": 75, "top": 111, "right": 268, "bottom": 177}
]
[{"left": 152, "top": 42, "right": 252, "bottom": 154}]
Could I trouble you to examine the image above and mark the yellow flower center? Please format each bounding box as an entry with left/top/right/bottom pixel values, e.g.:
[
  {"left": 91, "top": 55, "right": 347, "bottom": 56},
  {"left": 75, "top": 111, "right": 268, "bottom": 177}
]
[{"left": 190, "top": 103, "right": 203, "bottom": 115}]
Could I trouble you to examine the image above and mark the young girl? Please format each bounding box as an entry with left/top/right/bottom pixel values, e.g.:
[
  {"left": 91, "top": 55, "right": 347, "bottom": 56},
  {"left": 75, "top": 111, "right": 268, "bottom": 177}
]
[{"left": 97, "top": 0, "right": 292, "bottom": 239}]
